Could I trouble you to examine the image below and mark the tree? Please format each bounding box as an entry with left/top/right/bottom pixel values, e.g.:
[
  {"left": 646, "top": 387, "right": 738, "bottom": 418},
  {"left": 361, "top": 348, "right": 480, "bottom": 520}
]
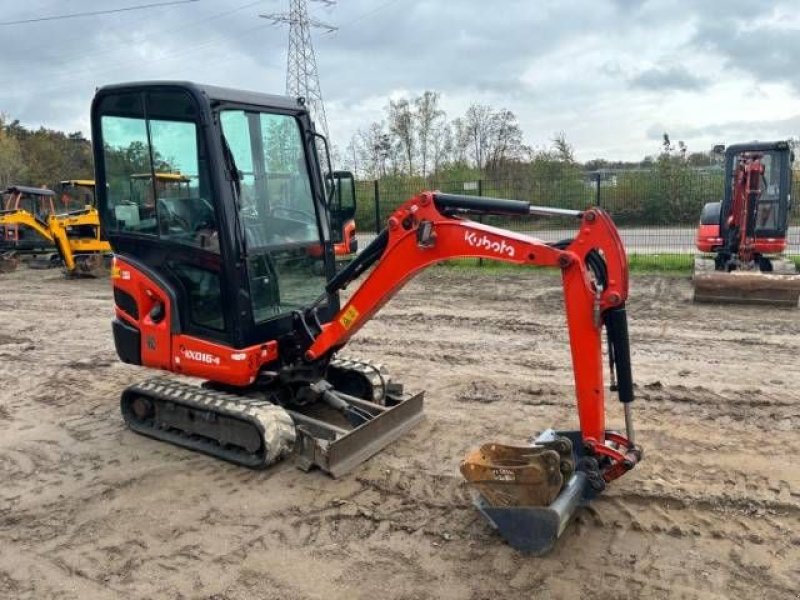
[
  {"left": 463, "top": 104, "right": 493, "bottom": 170},
  {"left": 485, "top": 109, "right": 527, "bottom": 172},
  {"left": 414, "top": 91, "right": 444, "bottom": 178},
  {"left": 0, "top": 115, "right": 25, "bottom": 189},
  {"left": 551, "top": 131, "right": 575, "bottom": 164},
  {"left": 387, "top": 98, "right": 415, "bottom": 175}
]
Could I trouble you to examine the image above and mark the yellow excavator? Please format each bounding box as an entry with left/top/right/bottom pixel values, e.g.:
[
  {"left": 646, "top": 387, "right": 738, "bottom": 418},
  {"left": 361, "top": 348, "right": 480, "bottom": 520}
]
[{"left": 0, "top": 182, "right": 111, "bottom": 277}]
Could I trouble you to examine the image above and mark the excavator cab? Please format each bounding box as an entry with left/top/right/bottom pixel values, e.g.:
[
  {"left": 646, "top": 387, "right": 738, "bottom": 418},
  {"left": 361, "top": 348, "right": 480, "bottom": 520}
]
[
  {"left": 92, "top": 83, "right": 336, "bottom": 348},
  {"left": 718, "top": 142, "right": 793, "bottom": 266},
  {"left": 0, "top": 186, "right": 57, "bottom": 251},
  {"left": 57, "top": 180, "right": 96, "bottom": 213}
]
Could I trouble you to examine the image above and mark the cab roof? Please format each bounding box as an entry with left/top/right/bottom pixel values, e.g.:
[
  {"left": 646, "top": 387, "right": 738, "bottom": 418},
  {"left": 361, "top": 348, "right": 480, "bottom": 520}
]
[
  {"left": 3, "top": 185, "right": 55, "bottom": 197},
  {"left": 94, "top": 81, "right": 305, "bottom": 112}
]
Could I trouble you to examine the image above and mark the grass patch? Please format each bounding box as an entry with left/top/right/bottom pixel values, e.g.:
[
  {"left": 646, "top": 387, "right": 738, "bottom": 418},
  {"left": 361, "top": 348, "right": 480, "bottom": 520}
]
[
  {"left": 627, "top": 253, "right": 692, "bottom": 274},
  {"left": 438, "top": 253, "right": 693, "bottom": 275}
]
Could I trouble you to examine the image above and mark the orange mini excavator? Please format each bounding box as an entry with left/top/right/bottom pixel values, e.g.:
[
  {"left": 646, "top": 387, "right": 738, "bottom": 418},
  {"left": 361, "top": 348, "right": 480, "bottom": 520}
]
[
  {"left": 91, "top": 81, "right": 641, "bottom": 554},
  {"left": 694, "top": 141, "right": 800, "bottom": 306}
]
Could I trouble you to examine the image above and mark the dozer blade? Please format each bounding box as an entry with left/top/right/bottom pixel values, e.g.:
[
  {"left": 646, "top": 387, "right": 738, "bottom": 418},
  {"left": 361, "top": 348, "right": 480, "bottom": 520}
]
[
  {"left": 462, "top": 430, "right": 594, "bottom": 555},
  {"left": 290, "top": 389, "right": 424, "bottom": 478},
  {"left": 0, "top": 252, "right": 18, "bottom": 273},
  {"left": 693, "top": 271, "right": 800, "bottom": 307}
]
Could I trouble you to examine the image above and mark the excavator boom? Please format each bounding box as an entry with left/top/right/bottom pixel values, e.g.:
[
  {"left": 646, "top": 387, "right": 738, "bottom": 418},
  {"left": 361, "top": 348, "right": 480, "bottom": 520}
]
[{"left": 306, "top": 192, "right": 638, "bottom": 478}]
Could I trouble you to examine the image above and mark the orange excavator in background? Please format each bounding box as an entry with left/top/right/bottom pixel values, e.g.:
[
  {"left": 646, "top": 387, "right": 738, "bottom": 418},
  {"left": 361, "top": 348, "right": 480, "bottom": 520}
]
[
  {"left": 91, "top": 81, "right": 641, "bottom": 555},
  {"left": 694, "top": 141, "right": 800, "bottom": 306}
]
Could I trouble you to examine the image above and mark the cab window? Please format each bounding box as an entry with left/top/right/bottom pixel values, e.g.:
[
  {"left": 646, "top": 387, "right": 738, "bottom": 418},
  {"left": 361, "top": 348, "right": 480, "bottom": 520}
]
[{"left": 99, "top": 91, "right": 219, "bottom": 252}]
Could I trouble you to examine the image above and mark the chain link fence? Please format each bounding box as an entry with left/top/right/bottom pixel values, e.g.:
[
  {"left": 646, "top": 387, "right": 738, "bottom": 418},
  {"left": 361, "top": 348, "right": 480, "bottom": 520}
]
[{"left": 352, "top": 169, "right": 800, "bottom": 268}]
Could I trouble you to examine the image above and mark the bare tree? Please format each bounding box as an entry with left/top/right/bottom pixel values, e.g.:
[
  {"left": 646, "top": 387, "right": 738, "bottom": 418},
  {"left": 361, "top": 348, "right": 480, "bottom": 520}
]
[
  {"left": 431, "top": 122, "right": 453, "bottom": 175},
  {"left": 485, "top": 109, "right": 526, "bottom": 170},
  {"left": 352, "top": 123, "right": 392, "bottom": 179},
  {"left": 344, "top": 137, "right": 360, "bottom": 178},
  {"left": 414, "top": 91, "right": 444, "bottom": 178},
  {"left": 387, "top": 98, "right": 415, "bottom": 175},
  {"left": 463, "top": 104, "right": 493, "bottom": 170},
  {"left": 449, "top": 117, "right": 470, "bottom": 165}
]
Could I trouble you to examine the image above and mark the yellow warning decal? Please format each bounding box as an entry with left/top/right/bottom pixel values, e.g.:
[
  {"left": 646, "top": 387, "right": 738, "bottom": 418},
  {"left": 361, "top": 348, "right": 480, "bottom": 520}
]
[
  {"left": 111, "top": 264, "right": 121, "bottom": 279},
  {"left": 339, "top": 305, "right": 360, "bottom": 330}
]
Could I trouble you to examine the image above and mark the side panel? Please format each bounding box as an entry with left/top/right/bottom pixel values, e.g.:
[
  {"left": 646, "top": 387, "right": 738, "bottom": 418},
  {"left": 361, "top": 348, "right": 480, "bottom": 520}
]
[
  {"left": 112, "top": 257, "right": 173, "bottom": 370},
  {"left": 112, "top": 256, "right": 280, "bottom": 387}
]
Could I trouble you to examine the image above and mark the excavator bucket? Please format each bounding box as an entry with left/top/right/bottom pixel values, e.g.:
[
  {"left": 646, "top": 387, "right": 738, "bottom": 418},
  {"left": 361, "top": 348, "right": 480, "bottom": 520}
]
[
  {"left": 74, "top": 254, "right": 111, "bottom": 278},
  {"left": 693, "top": 270, "right": 800, "bottom": 307},
  {"left": 0, "top": 251, "right": 18, "bottom": 273},
  {"left": 461, "top": 430, "right": 598, "bottom": 555}
]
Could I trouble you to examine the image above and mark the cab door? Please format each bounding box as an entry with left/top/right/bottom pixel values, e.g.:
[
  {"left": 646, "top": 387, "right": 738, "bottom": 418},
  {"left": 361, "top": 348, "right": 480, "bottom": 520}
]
[{"left": 94, "top": 88, "right": 234, "bottom": 355}]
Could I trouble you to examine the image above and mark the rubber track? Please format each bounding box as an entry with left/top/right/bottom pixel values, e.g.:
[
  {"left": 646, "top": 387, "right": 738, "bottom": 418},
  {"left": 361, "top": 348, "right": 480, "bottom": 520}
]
[{"left": 121, "top": 377, "right": 296, "bottom": 469}]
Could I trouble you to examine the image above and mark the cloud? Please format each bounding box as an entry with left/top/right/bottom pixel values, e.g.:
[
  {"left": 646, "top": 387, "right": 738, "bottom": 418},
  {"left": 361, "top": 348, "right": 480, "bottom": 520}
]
[
  {"left": 1, "top": 0, "right": 799, "bottom": 162},
  {"left": 629, "top": 66, "right": 709, "bottom": 92},
  {"left": 692, "top": 19, "right": 800, "bottom": 93}
]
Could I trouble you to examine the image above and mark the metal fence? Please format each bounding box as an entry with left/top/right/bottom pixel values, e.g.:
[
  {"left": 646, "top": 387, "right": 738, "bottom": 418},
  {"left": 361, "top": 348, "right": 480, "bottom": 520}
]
[{"left": 352, "top": 169, "right": 800, "bottom": 266}]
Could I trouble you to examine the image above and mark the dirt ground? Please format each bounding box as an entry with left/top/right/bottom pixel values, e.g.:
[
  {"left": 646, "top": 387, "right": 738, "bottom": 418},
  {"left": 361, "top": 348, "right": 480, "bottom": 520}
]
[{"left": 0, "top": 266, "right": 798, "bottom": 600}]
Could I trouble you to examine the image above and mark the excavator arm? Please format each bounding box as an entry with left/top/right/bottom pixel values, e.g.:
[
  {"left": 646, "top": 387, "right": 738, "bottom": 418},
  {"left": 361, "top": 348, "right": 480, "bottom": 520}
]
[
  {"left": 47, "top": 207, "right": 111, "bottom": 275},
  {"left": 306, "top": 191, "right": 639, "bottom": 483},
  {"left": 0, "top": 209, "right": 54, "bottom": 244}
]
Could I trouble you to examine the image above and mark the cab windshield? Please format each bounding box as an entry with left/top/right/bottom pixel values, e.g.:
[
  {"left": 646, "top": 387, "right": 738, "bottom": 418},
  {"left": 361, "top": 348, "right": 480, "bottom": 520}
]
[
  {"left": 734, "top": 150, "right": 786, "bottom": 233},
  {"left": 220, "top": 109, "right": 327, "bottom": 321}
]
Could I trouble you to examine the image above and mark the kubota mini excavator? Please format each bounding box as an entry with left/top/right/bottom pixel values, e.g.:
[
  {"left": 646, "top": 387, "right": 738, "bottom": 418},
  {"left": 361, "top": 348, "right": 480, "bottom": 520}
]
[
  {"left": 694, "top": 141, "right": 800, "bottom": 306},
  {"left": 91, "top": 81, "right": 641, "bottom": 555}
]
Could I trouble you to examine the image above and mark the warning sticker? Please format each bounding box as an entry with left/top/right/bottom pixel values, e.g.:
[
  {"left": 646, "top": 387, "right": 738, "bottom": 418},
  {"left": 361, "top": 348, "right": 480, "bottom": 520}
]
[{"left": 339, "top": 305, "right": 360, "bottom": 330}]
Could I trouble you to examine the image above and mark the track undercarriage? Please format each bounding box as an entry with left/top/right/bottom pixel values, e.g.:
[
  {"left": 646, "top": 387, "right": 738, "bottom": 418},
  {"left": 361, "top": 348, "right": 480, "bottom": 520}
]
[{"left": 120, "top": 357, "right": 424, "bottom": 477}]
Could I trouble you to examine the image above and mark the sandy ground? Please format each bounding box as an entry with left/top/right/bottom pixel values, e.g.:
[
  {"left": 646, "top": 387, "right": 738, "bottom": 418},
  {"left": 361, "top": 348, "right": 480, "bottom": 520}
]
[{"left": 0, "top": 266, "right": 798, "bottom": 599}]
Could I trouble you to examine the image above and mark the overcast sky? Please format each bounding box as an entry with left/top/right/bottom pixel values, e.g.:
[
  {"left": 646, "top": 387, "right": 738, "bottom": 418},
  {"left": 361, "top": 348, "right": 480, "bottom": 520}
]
[{"left": 1, "top": 0, "right": 799, "bottom": 161}]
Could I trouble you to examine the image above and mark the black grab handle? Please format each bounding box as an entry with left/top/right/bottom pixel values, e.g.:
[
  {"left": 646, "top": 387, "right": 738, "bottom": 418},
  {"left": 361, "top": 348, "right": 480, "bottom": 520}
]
[
  {"left": 604, "top": 306, "right": 634, "bottom": 404},
  {"left": 433, "top": 193, "right": 531, "bottom": 216}
]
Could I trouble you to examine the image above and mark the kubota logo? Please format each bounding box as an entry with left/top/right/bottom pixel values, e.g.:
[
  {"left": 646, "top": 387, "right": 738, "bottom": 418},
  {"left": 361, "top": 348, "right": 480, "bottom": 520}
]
[
  {"left": 464, "top": 231, "right": 515, "bottom": 257},
  {"left": 182, "top": 348, "right": 221, "bottom": 365}
]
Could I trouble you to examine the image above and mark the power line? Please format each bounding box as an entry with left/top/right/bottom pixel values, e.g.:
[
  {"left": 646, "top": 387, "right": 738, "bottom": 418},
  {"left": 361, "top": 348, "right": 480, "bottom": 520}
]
[
  {"left": 333, "top": 0, "right": 401, "bottom": 32},
  {"left": 0, "top": 0, "right": 264, "bottom": 70},
  {"left": 0, "top": 0, "right": 200, "bottom": 26}
]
